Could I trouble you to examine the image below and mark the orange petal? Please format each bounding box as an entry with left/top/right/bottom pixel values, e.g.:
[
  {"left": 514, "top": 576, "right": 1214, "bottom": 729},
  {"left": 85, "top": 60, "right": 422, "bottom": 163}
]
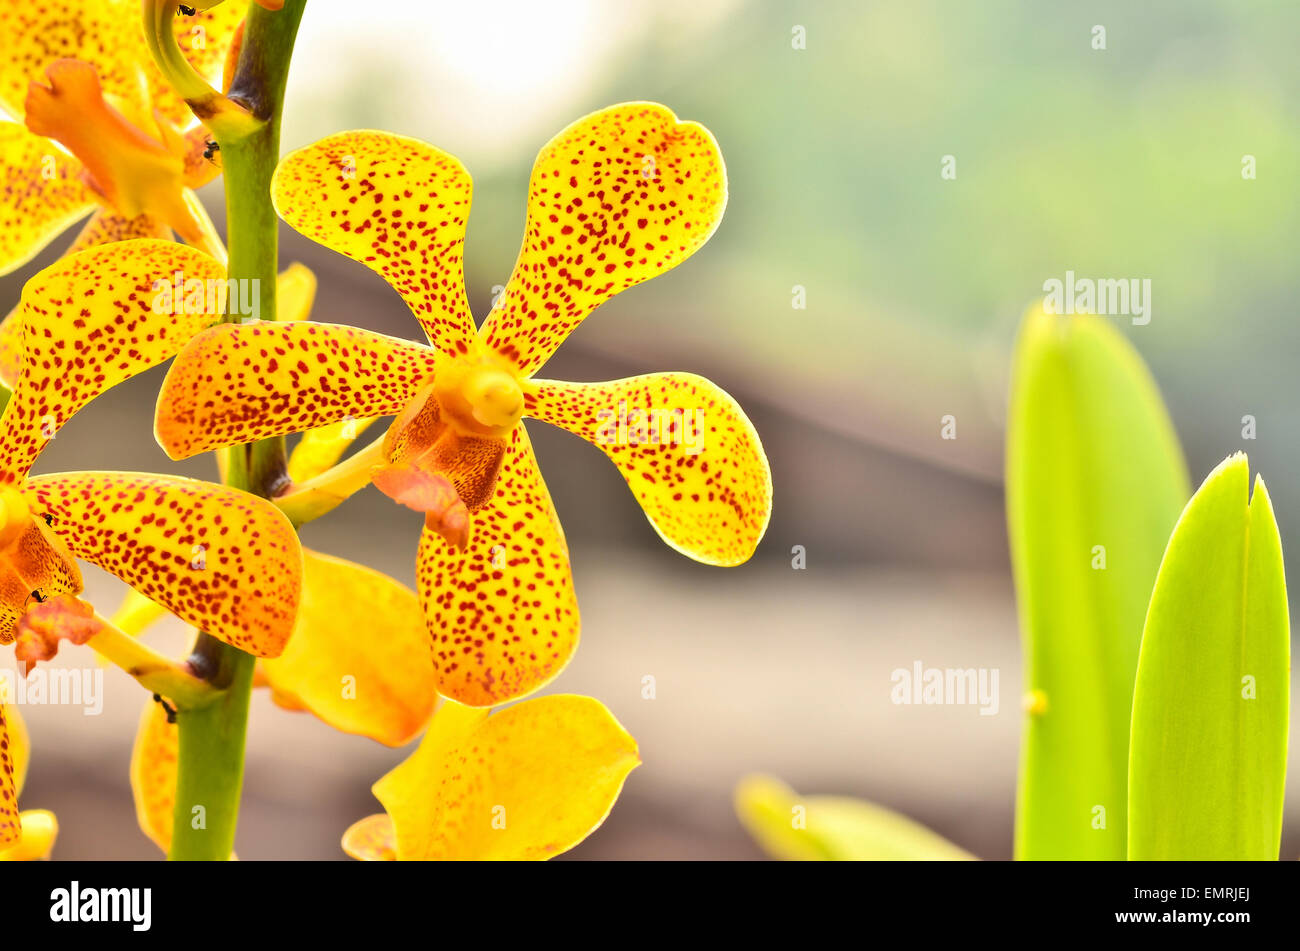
[
  {"left": 0, "top": 122, "right": 96, "bottom": 276},
  {"left": 261, "top": 549, "right": 436, "bottom": 747},
  {"left": 129, "top": 696, "right": 177, "bottom": 853},
  {"left": 527, "top": 373, "right": 771, "bottom": 565},
  {"left": 372, "top": 463, "right": 470, "bottom": 550},
  {"left": 479, "top": 103, "right": 727, "bottom": 377},
  {"left": 381, "top": 385, "right": 507, "bottom": 511},
  {"left": 341, "top": 813, "right": 397, "bottom": 861},
  {"left": 372, "top": 695, "right": 639, "bottom": 860},
  {"left": 0, "top": 239, "right": 224, "bottom": 483},
  {"left": 417, "top": 425, "right": 577, "bottom": 707},
  {"left": 12, "top": 593, "right": 98, "bottom": 671},
  {"left": 21, "top": 472, "right": 303, "bottom": 657},
  {"left": 155, "top": 320, "right": 439, "bottom": 459},
  {"left": 23, "top": 61, "right": 205, "bottom": 244},
  {"left": 271, "top": 130, "right": 476, "bottom": 359}
]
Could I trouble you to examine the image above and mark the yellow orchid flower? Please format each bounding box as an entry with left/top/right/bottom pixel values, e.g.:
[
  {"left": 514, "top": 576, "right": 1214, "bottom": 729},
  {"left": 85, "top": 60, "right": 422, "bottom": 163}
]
[
  {"left": 154, "top": 102, "right": 774, "bottom": 708},
  {"left": 0, "top": 0, "right": 243, "bottom": 275},
  {"left": 131, "top": 693, "right": 636, "bottom": 860},
  {"left": 0, "top": 240, "right": 305, "bottom": 850},
  {"left": 0, "top": 701, "right": 57, "bottom": 860},
  {"left": 345, "top": 695, "right": 638, "bottom": 861},
  {"left": 735, "top": 775, "right": 975, "bottom": 861}
]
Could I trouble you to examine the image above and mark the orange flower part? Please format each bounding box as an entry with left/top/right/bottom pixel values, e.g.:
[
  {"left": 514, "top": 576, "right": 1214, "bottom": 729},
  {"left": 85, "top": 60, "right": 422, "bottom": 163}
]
[
  {"left": 24, "top": 60, "right": 214, "bottom": 247},
  {"left": 11, "top": 592, "right": 98, "bottom": 672},
  {"left": 0, "top": 0, "right": 240, "bottom": 274}
]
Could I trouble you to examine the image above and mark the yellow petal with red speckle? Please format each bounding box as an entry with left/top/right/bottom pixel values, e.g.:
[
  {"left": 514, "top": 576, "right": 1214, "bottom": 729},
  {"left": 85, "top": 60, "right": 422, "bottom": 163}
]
[
  {"left": 21, "top": 472, "right": 303, "bottom": 657},
  {"left": 479, "top": 103, "right": 727, "bottom": 377},
  {"left": 181, "top": 125, "right": 221, "bottom": 189},
  {"left": 341, "top": 813, "right": 397, "bottom": 861},
  {"left": 155, "top": 319, "right": 439, "bottom": 459},
  {"left": 0, "top": 0, "right": 243, "bottom": 130},
  {"left": 261, "top": 549, "right": 436, "bottom": 747},
  {"left": 0, "top": 209, "right": 173, "bottom": 388},
  {"left": 272, "top": 130, "right": 476, "bottom": 359},
  {"left": 0, "top": 239, "right": 224, "bottom": 483},
  {"left": 0, "top": 0, "right": 146, "bottom": 123},
  {"left": 129, "top": 696, "right": 176, "bottom": 852},
  {"left": 0, "top": 702, "right": 23, "bottom": 847},
  {"left": 527, "top": 373, "right": 770, "bottom": 566},
  {"left": 373, "top": 695, "right": 639, "bottom": 860},
  {"left": 416, "top": 424, "right": 577, "bottom": 707},
  {"left": 65, "top": 207, "right": 174, "bottom": 254},
  {"left": 0, "top": 809, "right": 57, "bottom": 860},
  {"left": 0, "top": 122, "right": 96, "bottom": 276}
]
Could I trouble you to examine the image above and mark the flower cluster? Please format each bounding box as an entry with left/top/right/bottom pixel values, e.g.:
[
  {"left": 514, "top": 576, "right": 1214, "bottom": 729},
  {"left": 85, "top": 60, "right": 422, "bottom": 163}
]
[{"left": 0, "top": 0, "right": 771, "bottom": 861}]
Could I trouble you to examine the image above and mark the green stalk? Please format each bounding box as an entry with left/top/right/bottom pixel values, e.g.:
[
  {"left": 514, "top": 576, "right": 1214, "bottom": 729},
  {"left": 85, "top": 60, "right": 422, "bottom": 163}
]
[{"left": 166, "top": 0, "right": 307, "bottom": 861}]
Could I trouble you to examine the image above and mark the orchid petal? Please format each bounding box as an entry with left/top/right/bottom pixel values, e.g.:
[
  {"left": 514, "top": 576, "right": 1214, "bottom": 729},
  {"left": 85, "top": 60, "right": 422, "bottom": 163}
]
[
  {"left": 21, "top": 472, "right": 302, "bottom": 657},
  {"left": 0, "top": 239, "right": 224, "bottom": 482},
  {"left": 260, "top": 549, "right": 436, "bottom": 747},
  {"left": 155, "top": 320, "right": 438, "bottom": 459},
  {"left": 272, "top": 130, "right": 476, "bottom": 358},
  {"left": 416, "top": 424, "right": 577, "bottom": 707},
  {"left": 129, "top": 696, "right": 176, "bottom": 852},
  {"left": 527, "top": 373, "right": 770, "bottom": 565},
  {"left": 372, "top": 695, "right": 638, "bottom": 860},
  {"left": 480, "top": 103, "right": 726, "bottom": 377},
  {"left": 0, "top": 122, "right": 95, "bottom": 276}
]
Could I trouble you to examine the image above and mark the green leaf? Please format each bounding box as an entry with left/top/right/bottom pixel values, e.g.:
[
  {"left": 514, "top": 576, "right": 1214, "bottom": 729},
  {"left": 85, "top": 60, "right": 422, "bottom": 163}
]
[
  {"left": 734, "top": 775, "right": 974, "bottom": 860},
  {"left": 1006, "top": 304, "right": 1189, "bottom": 860},
  {"left": 1127, "top": 454, "right": 1289, "bottom": 859}
]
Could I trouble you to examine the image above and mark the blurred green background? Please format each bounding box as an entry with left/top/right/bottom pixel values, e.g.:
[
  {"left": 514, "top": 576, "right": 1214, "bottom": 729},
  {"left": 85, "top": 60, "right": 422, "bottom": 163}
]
[{"left": 4, "top": 0, "right": 1299, "bottom": 859}]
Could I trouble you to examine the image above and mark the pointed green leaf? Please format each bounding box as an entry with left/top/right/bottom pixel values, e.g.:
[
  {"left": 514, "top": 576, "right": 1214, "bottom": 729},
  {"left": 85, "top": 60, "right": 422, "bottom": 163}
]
[
  {"left": 734, "top": 775, "right": 974, "bottom": 860},
  {"left": 1007, "top": 304, "right": 1189, "bottom": 859},
  {"left": 1127, "top": 454, "right": 1289, "bottom": 859}
]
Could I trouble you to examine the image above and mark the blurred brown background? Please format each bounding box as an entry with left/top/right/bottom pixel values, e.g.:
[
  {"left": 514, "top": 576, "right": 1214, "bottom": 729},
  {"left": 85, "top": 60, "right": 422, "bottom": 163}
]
[{"left": 4, "top": 0, "right": 1300, "bottom": 859}]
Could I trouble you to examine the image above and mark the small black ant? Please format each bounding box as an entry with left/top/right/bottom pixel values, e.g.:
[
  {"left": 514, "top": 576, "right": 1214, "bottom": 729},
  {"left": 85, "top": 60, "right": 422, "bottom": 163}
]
[
  {"left": 178, "top": 4, "right": 196, "bottom": 15},
  {"left": 26, "top": 589, "right": 45, "bottom": 607},
  {"left": 203, "top": 140, "right": 220, "bottom": 161},
  {"left": 42, "top": 513, "right": 54, "bottom": 527}
]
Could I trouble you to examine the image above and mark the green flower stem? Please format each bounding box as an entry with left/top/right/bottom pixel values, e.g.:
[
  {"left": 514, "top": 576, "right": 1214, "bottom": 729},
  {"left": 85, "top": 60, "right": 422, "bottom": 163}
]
[{"left": 165, "top": 0, "right": 307, "bottom": 862}]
